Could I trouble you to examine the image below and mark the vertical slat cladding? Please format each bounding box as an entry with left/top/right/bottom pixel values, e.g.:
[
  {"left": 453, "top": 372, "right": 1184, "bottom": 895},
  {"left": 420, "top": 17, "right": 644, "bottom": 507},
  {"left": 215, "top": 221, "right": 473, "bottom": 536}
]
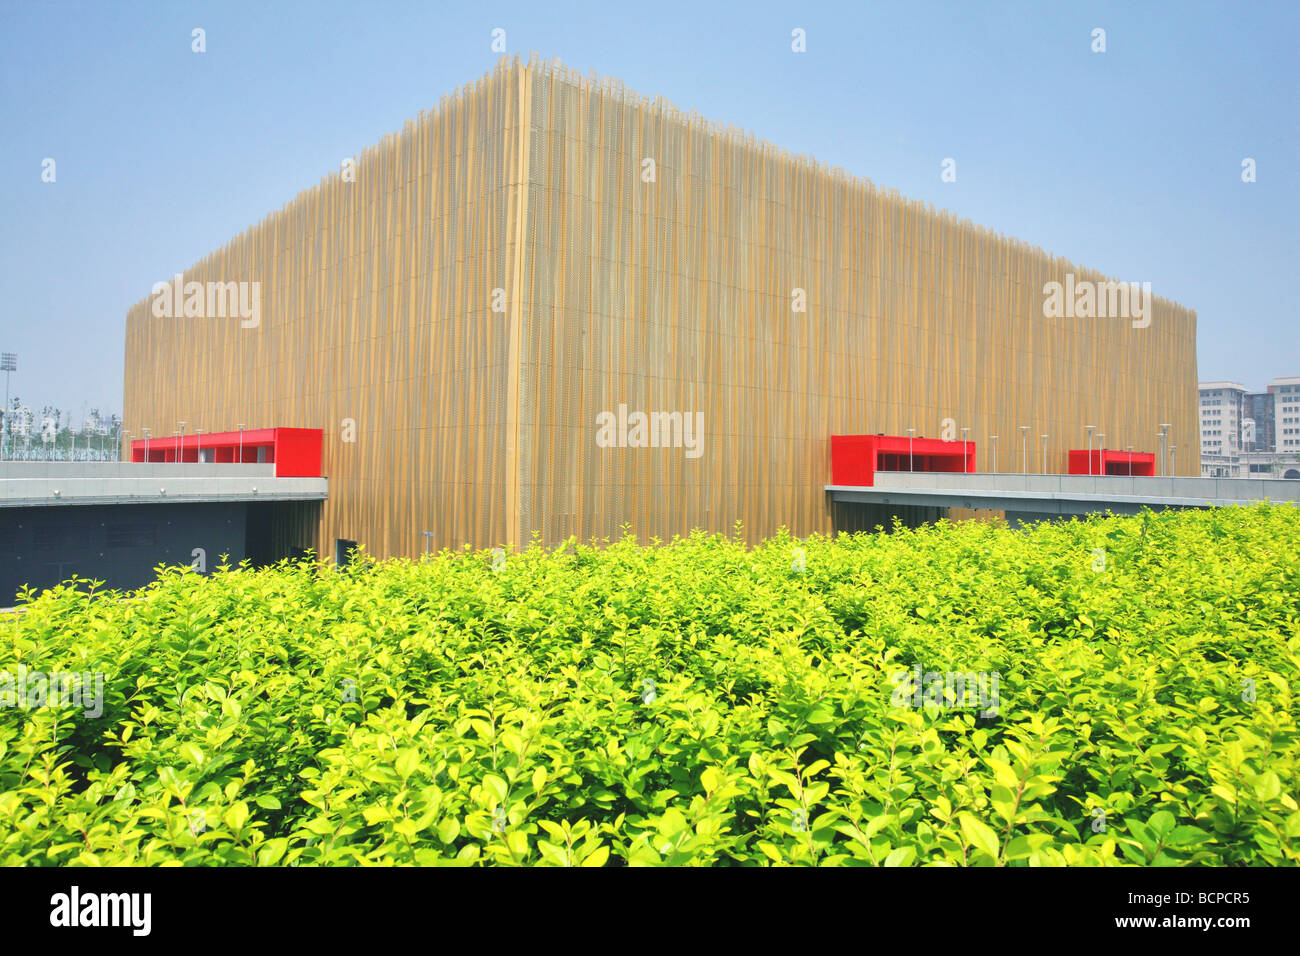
[
  {"left": 124, "top": 57, "right": 527, "bottom": 560},
  {"left": 520, "top": 59, "right": 1198, "bottom": 547},
  {"left": 124, "top": 56, "right": 1199, "bottom": 558}
]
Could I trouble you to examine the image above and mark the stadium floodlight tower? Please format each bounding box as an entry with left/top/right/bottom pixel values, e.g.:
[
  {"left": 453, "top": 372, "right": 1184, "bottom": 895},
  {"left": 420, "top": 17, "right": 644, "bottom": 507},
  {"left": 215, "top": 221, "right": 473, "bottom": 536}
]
[{"left": 0, "top": 352, "right": 15, "bottom": 461}]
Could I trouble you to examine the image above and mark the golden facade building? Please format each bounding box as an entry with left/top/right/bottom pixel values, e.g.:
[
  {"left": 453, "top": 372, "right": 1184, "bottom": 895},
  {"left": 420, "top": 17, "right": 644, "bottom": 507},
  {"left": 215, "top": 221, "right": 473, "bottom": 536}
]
[{"left": 124, "top": 54, "right": 1199, "bottom": 558}]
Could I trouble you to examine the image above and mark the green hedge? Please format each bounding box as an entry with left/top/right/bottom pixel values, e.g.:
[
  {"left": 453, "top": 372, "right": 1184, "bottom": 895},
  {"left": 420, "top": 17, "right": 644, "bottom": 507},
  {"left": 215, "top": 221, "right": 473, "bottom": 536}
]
[{"left": 2, "top": 505, "right": 1297, "bottom": 866}]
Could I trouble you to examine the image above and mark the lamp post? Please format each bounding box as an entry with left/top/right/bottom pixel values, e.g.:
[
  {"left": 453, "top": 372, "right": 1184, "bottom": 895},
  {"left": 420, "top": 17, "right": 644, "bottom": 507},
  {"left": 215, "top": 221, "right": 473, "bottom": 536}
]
[
  {"left": 1158, "top": 424, "right": 1171, "bottom": 476},
  {"left": 1127, "top": 445, "right": 1133, "bottom": 476},
  {"left": 195, "top": 427, "right": 204, "bottom": 463},
  {"left": 1170, "top": 445, "right": 1176, "bottom": 474},
  {"left": 1019, "top": 426, "right": 1030, "bottom": 474},
  {"left": 421, "top": 531, "right": 435, "bottom": 559},
  {"left": 960, "top": 426, "right": 970, "bottom": 472},
  {"left": 1041, "top": 435, "right": 1049, "bottom": 474},
  {"left": 0, "top": 352, "right": 15, "bottom": 461},
  {"left": 178, "top": 421, "right": 187, "bottom": 464},
  {"left": 1085, "top": 425, "right": 1096, "bottom": 476},
  {"left": 144, "top": 427, "right": 151, "bottom": 462},
  {"left": 990, "top": 435, "right": 998, "bottom": 473},
  {"left": 238, "top": 424, "right": 245, "bottom": 465},
  {"left": 906, "top": 427, "right": 915, "bottom": 472}
]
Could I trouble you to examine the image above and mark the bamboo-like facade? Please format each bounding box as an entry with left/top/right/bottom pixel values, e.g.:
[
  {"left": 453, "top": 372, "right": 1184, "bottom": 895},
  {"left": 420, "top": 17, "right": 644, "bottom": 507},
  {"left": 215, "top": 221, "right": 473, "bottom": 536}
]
[{"left": 124, "top": 54, "right": 1199, "bottom": 558}]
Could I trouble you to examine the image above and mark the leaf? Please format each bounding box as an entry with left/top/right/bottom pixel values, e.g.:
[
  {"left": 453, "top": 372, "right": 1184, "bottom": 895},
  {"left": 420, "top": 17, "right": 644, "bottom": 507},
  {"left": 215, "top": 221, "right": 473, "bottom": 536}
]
[
  {"left": 582, "top": 845, "right": 611, "bottom": 867},
  {"left": 395, "top": 749, "right": 420, "bottom": 781},
  {"left": 1147, "top": 811, "right": 1176, "bottom": 839},
  {"left": 224, "top": 802, "right": 249, "bottom": 832},
  {"left": 958, "top": 812, "right": 1000, "bottom": 861},
  {"left": 989, "top": 785, "right": 1018, "bottom": 824},
  {"left": 482, "top": 773, "right": 508, "bottom": 803},
  {"left": 256, "top": 839, "right": 288, "bottom": 866},
  {"left": 1167, "top": 826, "right": 1212, "bottom": 848},
  {"left": 701, "top": 767, "right": 721, "bottom": 793},
  {"left": 806, "top": 706, "right": 835, "bottom": 725},
  {"left": 437, "top": 817, "right": 461, "bottom": 844},
  {"left": 884, "top": 846, "right": 916, "bottom": 867},
  {"left": 1254, "top": 772, "right": 1282, "bottom": 802}
]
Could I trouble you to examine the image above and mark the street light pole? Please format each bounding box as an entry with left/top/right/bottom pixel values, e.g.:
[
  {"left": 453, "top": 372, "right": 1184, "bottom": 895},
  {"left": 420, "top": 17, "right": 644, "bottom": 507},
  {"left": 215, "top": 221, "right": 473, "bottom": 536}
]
[
  {"left": 1085, "top": 425, "right": 1096, "bottom": 476},
  {"left": 1158, "top": 424, "right": 1171, "bottom": 476},
  {"left": 990, "top": 435, "right": 998, "bottom": 473},
  {"left": 960, "top": 426, "right": 970, "bottom": 472},
  {"left": 1019, "top": 426, "right": 1030, "bottom": 474},
  {"left": 906, "top": 427, "right": 915, "bottom": 472},
  {"left": 178, "top": 421, "right": 187, "bottom": 464},
  {"left": 1127, "top": 445, "right": 1133, "bottom": 476},
  {"left": 238, "top": 424, "right": 245, "bottom": 465}
]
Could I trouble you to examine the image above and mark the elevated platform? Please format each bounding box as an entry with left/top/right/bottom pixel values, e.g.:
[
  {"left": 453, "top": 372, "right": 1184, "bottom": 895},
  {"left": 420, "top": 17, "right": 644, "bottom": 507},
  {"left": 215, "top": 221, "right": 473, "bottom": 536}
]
[
  {"left": 0, "top": 462, "right": 328, "bottom": 508},
  {"left": 827, "top": 471, "right": 1300, "bottom": 518}
]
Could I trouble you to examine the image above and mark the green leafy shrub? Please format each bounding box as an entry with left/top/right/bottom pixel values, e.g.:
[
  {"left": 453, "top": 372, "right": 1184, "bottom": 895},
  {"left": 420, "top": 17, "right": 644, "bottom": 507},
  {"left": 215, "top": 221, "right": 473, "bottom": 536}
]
[{"left": 1, "top": 505, "right": 1297, "bottom": 866}]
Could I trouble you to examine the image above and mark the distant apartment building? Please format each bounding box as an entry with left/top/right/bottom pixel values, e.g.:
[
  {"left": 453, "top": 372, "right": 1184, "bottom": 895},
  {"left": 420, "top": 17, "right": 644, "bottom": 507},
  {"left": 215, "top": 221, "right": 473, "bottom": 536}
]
[
  {"left": 1272, "top": 377, "right": 1300, "bottom": 455},
  {"left": 1243, "top": 391, "right": 1274, "bottom": 452},
  {"left": 1199, "top": 382, "right": 1245, "bottom": 475},
  {"left": 1200, "top": 377, "right": 1300, "bottom": 478}
]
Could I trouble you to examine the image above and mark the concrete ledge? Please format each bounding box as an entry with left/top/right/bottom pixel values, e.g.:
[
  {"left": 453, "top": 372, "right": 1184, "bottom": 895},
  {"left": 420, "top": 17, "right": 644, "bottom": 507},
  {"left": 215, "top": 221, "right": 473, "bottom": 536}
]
[
  {"left": 826, "top": 472, "right": 1300, "bottom": 515},
  {"left": 0, "top": 462, "right": 275, "bottom": 479},
  {"left": 0, "top": 463, "right": 326, "bottom": 508}
]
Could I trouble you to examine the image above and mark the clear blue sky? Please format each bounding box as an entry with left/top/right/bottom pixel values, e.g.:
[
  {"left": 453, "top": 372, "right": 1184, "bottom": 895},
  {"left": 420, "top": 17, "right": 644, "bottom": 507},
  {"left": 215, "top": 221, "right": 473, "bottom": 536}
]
[{"left": 1, "top": 0, "right": 1296, "bottom": 420}]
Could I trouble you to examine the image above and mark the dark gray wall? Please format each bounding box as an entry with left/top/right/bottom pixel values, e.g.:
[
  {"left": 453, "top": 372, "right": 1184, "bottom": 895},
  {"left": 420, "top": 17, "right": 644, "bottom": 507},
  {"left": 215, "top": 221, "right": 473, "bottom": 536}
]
[
  {"left": 831, "top": 501, "right": 949, "bottom": 534},
  {"left": 0, "top": 502, "right": 247, "bottom": 604}
]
